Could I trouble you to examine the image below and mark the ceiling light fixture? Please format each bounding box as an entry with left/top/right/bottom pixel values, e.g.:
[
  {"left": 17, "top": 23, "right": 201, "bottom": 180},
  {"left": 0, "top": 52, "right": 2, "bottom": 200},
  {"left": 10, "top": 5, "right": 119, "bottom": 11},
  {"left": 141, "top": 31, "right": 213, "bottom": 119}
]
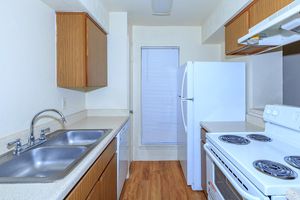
[{"left": 152, "top": 0, "right": 173, "bottom": 16}]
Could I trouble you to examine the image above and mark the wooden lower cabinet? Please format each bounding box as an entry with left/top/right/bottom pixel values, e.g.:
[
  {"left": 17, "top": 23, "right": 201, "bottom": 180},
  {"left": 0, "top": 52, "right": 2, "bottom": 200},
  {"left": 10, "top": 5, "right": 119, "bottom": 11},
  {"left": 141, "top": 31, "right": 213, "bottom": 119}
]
[
  {"left": 201, "top": 128, "right": 207, "bottom": 197},
  {"left": 87, "top": 154, "right": 117, "bottom": 200},
  {"left": 66, "top": 139, "right": 117, "bottom": 200},
  {"left": 99, "top": 154, "right": 117, "bottom": 200}
]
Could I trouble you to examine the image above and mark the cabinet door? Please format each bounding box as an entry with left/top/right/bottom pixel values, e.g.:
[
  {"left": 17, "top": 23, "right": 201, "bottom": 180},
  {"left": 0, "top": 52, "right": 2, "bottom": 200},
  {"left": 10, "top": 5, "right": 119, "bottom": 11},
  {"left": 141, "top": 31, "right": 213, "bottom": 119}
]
[
  {"left": 98, "top": 154, "right": 117, "bottom": 200},
  {"left": 87, "top": 154, "right": 117, "bottom": 200},
  {"left": 66, "top": 139, "right": 117, "bottom": 200},
  {"left": 225, "top": 11, "right": 249, "bottom": 55},
  {"left": 249, "top": 0, "right": 293, "bottom": 28},
  {"left": 87, "top": 181, "right": 101, "bottom": 200},
  {"left": 201, "top": 128, "right": 207, "bottom": 197},
  {"left": 57, "top": 13, "right": 87, "bottom": 88},
  {"left": 86, "top": 17, "right": 107, "bottom": 87}
]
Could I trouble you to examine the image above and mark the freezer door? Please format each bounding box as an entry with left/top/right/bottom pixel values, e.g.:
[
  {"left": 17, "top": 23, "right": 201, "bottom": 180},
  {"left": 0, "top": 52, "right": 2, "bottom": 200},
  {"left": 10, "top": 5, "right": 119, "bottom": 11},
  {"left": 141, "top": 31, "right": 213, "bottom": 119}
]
[
  {"left": 177, "top": 94, "right": 187, "bottom": 180},
  {"left": 177, "top": 64, "right": 187, "bottom": 182},
  {"left": 177, "top": 63, "right": 194, "bottom": 186}
]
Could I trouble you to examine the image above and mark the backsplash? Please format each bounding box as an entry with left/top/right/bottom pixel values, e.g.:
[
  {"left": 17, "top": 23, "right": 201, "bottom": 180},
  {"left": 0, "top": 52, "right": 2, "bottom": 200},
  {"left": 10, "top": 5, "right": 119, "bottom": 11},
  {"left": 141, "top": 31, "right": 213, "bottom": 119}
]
[{"left": 0, "top": 110, "right": 87, "bottom": 155}]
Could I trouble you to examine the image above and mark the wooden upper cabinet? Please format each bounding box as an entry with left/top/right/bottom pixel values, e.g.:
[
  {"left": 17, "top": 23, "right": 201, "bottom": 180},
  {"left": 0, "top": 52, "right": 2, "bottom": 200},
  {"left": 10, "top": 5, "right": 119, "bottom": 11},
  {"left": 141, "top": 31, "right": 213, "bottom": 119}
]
[
  {"left": 225, "top": 0, "right": 293, "bottom": 55},
  {"left": 249, "top": 0, "right": 294, "bottom": 28},
  {"left": 97, "top": 154, "right": 117, "bottom": 200},
  {"left": 57, "top": 12, "right": 107, "bottom": 91},
  {"left": 86, "top": 19, "right": 107, "bottom": 87},
  {"left": 225, "top": 11, "right": 249, "bottom": 55}
]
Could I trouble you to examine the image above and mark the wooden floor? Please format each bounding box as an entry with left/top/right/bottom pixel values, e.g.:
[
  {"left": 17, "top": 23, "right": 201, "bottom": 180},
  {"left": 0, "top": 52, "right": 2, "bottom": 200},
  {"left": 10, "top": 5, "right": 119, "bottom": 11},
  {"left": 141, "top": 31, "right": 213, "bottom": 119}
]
[{"left": 120, "top": 161, "right": 207, "bottom": 200}]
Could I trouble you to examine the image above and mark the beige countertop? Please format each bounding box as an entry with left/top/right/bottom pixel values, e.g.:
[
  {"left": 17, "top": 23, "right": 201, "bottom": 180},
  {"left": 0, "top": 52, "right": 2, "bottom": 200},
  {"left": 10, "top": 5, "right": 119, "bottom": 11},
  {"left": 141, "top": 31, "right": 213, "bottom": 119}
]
[
  {"left": 286, "top": 189, "right": 300, "bottom": 200},
  {"left": 0, "top": 116, "right": 129, "bottom": 200},
  {"left": 200, "top": 121, "right": 264, "bottom": 133}
]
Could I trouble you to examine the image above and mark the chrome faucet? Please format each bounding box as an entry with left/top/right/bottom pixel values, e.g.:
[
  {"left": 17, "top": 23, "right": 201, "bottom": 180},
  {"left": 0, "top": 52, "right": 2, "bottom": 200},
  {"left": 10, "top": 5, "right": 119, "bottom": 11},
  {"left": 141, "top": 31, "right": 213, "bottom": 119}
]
[{"left": 29, "top": 109, "right": 66, "bottom": 146}]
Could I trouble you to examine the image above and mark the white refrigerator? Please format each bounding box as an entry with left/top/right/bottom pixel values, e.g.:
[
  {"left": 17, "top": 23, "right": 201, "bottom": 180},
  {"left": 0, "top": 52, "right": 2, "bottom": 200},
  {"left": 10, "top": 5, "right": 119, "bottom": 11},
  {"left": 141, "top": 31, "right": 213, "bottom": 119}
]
[{"left": 177, "top": 62, "right": 246, "bottom": 190}]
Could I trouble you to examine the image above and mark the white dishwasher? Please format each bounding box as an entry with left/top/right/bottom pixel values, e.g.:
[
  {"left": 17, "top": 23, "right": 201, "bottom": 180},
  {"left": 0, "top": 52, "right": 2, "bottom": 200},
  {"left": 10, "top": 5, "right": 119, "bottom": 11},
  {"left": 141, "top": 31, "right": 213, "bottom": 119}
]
[{"left": 117, "top": 120, "right": 130, "bottom": 199}]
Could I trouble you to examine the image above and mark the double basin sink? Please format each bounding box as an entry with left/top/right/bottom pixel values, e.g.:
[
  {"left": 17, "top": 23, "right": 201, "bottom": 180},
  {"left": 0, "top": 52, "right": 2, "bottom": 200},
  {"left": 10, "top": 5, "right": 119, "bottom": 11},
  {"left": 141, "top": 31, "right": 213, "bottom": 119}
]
[{"left": 0, "top": 129, "right": 112, "bottom": 183}]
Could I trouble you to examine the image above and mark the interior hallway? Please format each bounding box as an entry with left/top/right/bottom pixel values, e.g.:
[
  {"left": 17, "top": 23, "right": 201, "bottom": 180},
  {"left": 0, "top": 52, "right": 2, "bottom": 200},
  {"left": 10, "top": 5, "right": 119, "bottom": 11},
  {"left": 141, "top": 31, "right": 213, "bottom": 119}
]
[{"left": 121, "top": 161, "right": 207, "bottom": 200}]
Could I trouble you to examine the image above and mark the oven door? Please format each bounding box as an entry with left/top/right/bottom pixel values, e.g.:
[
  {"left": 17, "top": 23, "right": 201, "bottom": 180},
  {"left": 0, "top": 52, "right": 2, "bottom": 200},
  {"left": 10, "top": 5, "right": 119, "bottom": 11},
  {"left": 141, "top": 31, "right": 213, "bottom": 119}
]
[{"left": 204, "top": 143, "right": 270, "bottom": 200}]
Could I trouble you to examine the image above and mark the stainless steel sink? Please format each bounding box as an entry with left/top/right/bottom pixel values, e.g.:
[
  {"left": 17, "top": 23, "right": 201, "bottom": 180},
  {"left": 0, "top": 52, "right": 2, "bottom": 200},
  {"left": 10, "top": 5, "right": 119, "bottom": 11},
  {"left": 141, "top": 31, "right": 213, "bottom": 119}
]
[
  {"left": 0, "top": 146, "right": 87, "bottom": 182},
  {"left": 45, "top": 130, "right": 110, "bottom": 146},
  {"left": 0, "top": 129, "right": 112, "bottom": 183}
]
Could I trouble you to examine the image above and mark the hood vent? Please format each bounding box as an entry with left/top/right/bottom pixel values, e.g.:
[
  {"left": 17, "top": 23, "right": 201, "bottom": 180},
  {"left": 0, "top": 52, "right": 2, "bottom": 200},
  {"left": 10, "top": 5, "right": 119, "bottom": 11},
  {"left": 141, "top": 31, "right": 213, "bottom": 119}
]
[{"left": 239, "top": 1, "right": 300, "bottom": 49}]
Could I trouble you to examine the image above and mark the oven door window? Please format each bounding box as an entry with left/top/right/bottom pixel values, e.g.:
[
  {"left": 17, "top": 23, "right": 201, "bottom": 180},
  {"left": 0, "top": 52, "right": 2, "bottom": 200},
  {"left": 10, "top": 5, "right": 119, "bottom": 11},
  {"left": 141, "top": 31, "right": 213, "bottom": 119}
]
[{"left": 215, "top": 165, "right": 243, "bottom": 200}]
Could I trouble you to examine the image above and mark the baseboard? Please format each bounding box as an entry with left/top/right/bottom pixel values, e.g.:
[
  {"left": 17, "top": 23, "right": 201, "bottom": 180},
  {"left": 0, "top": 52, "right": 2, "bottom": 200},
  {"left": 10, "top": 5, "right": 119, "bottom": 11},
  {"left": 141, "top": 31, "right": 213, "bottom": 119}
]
[
  {"left": 0, "top": 110, "right": 87, "bottom": 155},
  {"left": 134, "top": 146, "right": 178, "bottom": 161}
]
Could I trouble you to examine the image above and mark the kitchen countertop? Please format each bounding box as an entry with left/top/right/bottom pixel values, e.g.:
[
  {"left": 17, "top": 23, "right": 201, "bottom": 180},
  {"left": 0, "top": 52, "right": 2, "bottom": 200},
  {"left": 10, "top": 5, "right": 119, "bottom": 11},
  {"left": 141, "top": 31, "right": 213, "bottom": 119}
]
[
  {"left": 200, "top": 121, "right": 264, "bottom": 133},
  {"left": 287, "top": 189, "right": 300, "bottom": 200},
  {"left": 0, "top": 116, "right": 129, "bottom": 200}
]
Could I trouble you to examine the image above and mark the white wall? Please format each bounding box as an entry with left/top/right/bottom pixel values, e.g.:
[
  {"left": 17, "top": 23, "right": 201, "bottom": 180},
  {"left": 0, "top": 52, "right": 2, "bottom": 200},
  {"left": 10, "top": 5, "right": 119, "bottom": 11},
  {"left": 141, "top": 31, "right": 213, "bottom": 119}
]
[
  {"left": 223, "top": 44, "right": 283, "bottom": 116},
  {"left": 40, "top": 0, "right": 109, "bottom": 32},
  {"left": 86, "top": 12, "right": 129, "bottom": 111},
  {"left": 133, "top": 26, "right": 222, "bottom": 65},
  {"left": 283, "top": 54, "right": 300, "bottom": 107},
  {"left": 250, "top": 52, "right": 283, "bottom": 109},
  {"left": 0, "top": 0, "right": 85, "bottom": 138},
  {"left": 132, "top": 26, "right": 222, "bottom": 160},
  {"left": 79, "top": 0, "right": 109, "bottom": 31}
]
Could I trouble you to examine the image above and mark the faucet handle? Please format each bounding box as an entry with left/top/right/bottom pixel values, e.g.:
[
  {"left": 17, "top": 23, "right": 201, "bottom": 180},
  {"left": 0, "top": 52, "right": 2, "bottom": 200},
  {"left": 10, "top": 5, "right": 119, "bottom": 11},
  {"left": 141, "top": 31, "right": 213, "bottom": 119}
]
[
  {"left": 7, "top": 138, "right": 21, "bottom": 148},
  {"left": 40, "top": 128, "right": 50, "bottom": 141},
  {"left": 7, "top": 139, "right": 22, "bottom": 155},
  {"left": 61, "top": 117, "right": 67, "bottom": 125}
]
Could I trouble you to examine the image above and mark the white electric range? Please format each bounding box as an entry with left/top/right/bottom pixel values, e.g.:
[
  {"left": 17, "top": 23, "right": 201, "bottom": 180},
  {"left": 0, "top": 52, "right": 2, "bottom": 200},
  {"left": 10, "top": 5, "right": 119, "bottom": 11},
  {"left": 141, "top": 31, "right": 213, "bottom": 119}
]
[{"left": 205, "top": 105, "right": 300, "bottom": 200}]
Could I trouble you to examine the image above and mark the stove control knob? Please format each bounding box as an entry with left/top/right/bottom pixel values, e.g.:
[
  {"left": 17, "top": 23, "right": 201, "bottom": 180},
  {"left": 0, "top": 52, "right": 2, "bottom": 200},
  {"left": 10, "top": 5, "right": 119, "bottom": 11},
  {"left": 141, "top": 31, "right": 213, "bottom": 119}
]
[
  {"left": 266, "top": 109, "right": 272, "bottom": 115},
  {"left": 272, "top": 110, "right": 279, "bottom": 116}
]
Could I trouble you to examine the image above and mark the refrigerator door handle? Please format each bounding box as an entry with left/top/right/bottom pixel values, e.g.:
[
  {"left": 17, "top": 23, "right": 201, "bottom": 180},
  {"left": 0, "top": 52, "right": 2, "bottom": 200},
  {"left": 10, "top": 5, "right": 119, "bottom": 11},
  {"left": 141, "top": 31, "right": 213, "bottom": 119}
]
[
  {"left": 180, "top": 66, "right": 188, "bottom": 133},
  {"left": 181, "top": 98, "right": 194, "bottom": 101},
  {"left": 179, "top": 95, "right": 193, "bottom": 101}
]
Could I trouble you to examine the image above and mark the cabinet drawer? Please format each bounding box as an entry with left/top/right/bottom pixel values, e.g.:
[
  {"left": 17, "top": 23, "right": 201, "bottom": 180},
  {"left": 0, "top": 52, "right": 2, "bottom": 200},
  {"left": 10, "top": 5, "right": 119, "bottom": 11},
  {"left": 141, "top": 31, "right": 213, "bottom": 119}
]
[{"left": 66, "top": 138, "right": 117, "bottom": 200}]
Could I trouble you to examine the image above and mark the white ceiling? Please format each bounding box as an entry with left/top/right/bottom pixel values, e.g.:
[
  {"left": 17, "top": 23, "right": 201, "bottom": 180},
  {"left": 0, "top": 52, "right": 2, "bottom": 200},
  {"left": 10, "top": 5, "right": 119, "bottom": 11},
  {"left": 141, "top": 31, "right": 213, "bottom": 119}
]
[{"left": 101, "top": 0, "right": 219, "bottom": 26}]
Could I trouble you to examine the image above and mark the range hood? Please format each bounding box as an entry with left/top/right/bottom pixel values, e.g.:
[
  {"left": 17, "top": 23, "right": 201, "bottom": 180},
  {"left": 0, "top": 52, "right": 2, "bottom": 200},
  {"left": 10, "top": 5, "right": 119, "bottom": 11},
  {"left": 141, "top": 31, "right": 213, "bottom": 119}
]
[{"left": 238, "top": 1, "right": 300, "bottom": 48}]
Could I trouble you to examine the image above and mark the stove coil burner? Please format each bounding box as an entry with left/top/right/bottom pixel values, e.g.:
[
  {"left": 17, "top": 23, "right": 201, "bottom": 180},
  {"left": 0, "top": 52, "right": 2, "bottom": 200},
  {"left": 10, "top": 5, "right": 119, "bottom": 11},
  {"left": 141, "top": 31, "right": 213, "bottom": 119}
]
[
  {"left": 246, "top": 134, "right": 272, "bottom": 142},
  {"left": 253, "top": 160, "right": 298, "bottom": 180},
  {"left": 218, "top": 135, "right": 250, "bottom": 145},
  {"left": 285, "top": 156, "right": 300, "bottom": 169}
]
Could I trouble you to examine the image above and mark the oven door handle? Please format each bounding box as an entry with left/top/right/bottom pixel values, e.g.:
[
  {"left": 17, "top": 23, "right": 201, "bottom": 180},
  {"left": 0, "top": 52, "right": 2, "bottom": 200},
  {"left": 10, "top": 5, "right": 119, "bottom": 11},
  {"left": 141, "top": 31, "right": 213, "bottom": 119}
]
[{"left": 204, "top": 144, "right": 263, "bottom": 200}]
